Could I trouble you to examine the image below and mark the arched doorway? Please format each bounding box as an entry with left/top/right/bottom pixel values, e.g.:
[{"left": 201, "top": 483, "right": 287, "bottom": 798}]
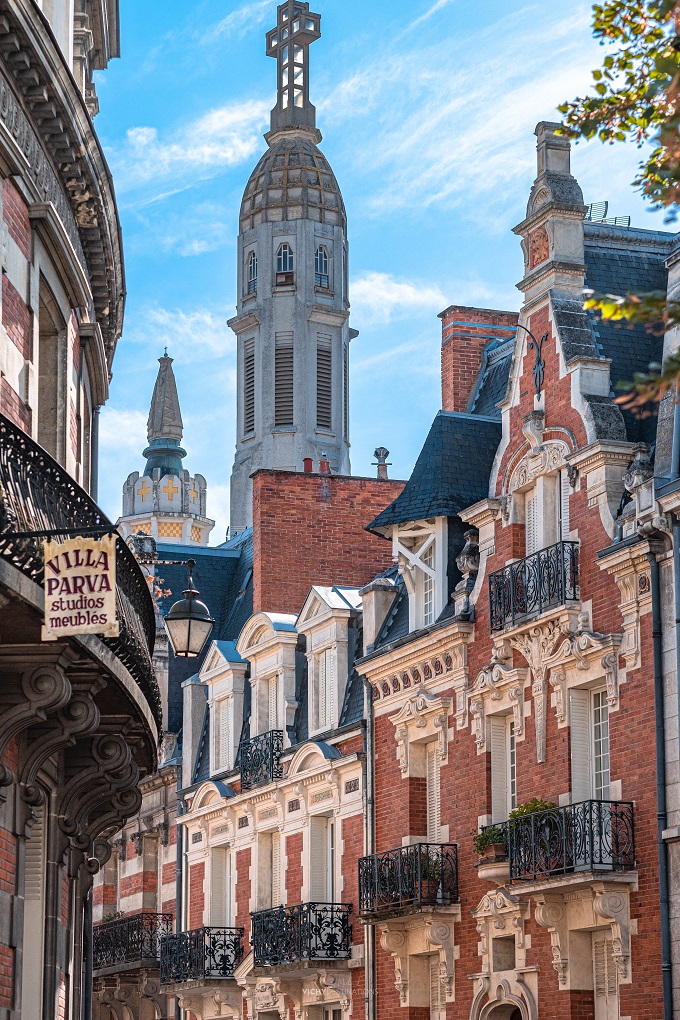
[{"left": 485, "top": 1007, "right": 523, "bottom": 1020}]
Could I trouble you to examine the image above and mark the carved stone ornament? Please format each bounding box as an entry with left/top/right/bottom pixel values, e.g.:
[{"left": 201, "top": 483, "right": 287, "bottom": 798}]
[
  {"left": 545, "top": 624, "right": 623, "bottom": 717},
  {"left": 510, "top": 620, "right": 569, "bottom": 762},
  {"left": 389, "top": 691, "right": 453, "bottom": 776},
  {"left": 508, "top": 438, "right": 569, "bottom": 496},
  {"left": 534, "top": 896, "right": 569, "bottom": 986},
  {"left": 593, "top": 885, "right": 632, "bottom": 981}
]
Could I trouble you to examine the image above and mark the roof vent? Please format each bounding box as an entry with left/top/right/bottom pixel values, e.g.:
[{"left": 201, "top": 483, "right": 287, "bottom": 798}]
[{"left": 373, "top": 447, "right": 391, "bottom": 480}]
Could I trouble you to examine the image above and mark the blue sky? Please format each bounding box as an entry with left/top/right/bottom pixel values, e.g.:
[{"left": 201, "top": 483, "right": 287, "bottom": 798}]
[{"left": 95, "top": 0, "right": 669, "bottom": 541}]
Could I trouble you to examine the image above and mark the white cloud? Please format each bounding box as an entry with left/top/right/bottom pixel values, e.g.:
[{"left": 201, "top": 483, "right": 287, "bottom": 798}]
[
  {"left": 125, "top": 306, "right": 234, "bottom": 360},
  {"left": 350, "top": 271, "right": 447, "bottom": 326},
  {"left": 111, "top": 100, "right": 269, "bottom": 192},
  {"left": 407, "top": 0, "right": 457, "bottom": 31},
  {"left": 206, "top": 0, "right": 273, "bottom": 43},
  {"left": 99, "top": 409, "right": 148, "bottom": 461},
  {"left": 127, "top": 201, "right": 232, "bottom": 258}
]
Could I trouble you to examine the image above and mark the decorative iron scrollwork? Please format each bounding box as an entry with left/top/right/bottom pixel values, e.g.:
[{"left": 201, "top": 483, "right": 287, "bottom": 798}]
[
  {"left": 358, "top": 842, "right": 459, "bottom": 917},
  {"left": 488, "top": 540, "right": 579, "bottom": 632},
  {"left": 160, "top": 926, "right": 244, "bottom": 984},
  {"left": 240, "top": 729, "right": 284, "bottom": 790},
  {"left": 93, "top": 912, "right": 173, "bottom": 970},
  {"left": 251, "top": 902, "right": 352, "bottom": 966}
]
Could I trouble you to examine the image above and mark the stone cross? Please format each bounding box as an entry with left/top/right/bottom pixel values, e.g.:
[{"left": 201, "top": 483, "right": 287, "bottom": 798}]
[{"left": 266, "top": 1, "right": 320, "bottom": 131}]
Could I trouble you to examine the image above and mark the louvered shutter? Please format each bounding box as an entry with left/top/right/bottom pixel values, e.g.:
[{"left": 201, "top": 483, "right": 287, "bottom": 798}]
[
  {"left": 525, "top": 489, "right": 538, "bottom": 555},
  {"left": 429, "top": 954, "right": 445, "bottom": 1020},
  {"left": 317, "top": 652, "right": 326, "bottom": 731},
  {"left": 219, "top": 699, "right": 230, "bottom": 770},
  {"left": 490, "top": 715, "right": 508, "bottom": 822},
  {"left": 570, "top": 689, "right": 592, "bottom": 803},
  {"left": 560, "top": 470, "right": 571, "bottom": 540},
  {"left": 275, "top": 334, "right": 294, "bottom": 426},
  {"left": 271, "top": 831, "right": 282, "bottom": 907},
  {"left": 22, "top": 799, "right": 46, "bottom": 1019},
  {"left": 317, "top": 335, "right": 333, "bottom": 431},
  {"left": 426, "top": 744, "right": 441, "bottom": 842},
  {"left": 309, "top": 817, "right": 328, "bottom": 901},
  {"left": 323, "top": 648, "right": 335, "bottom": 730},
  {"left": 211, "top": 848, "right": 228, "bottom": 925},
  {"left": 268, "top": 675, "right": 278, "bottom": 730},
  {"left": 244, "top": 339, "right": 255, "bottom": 434},
  {"left": 593, "top": 932, "right": 619, "bottom": 1019}
]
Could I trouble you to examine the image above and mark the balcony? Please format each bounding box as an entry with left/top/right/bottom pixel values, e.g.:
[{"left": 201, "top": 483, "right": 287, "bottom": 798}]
[
  {"left": 0, "top": 413, "right": 161, "bottom": 730},
  {"left": 358, "top": 843, "right": 459, "bottom": 918},
  {"left": 251, "top": 903, "right": 352, "bottom": 967},
  {"left": 93, "top": 912, "right": 172, "bottom": 971},
  {"left": 240, "top": 729, "right": 284, "bottom": 790},
  {"left": 488, "top": 539, "right": 579, "bottom": 632},
  {"left": 160, "top": 926, "right": 244, "bottom": 984},
  {"left": 481, "top": 801, "right": 635, "bottom": 885}
]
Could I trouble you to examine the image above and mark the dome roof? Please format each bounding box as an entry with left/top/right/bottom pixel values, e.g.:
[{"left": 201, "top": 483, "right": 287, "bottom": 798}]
[{"left": 239, "top": 131, "right": 346, "bottom": 233}]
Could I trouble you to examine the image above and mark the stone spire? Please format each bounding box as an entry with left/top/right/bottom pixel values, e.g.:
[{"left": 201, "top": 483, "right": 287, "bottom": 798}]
[
  {"left": 147, "top": 353, "right": 183, "bottom": 443},
  {"left": 119, "top": 353, "right": 214, "bottom": 547},
  {"left": 266, "top": 1, "right": 321, "bottom": 138},
  {"left": 143, "top": 354, "right": 187, "bottom": 479}
]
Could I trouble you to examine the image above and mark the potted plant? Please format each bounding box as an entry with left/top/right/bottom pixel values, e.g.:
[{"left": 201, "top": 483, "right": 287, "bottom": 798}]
[
  {"left": 508, "top": 797, "right": 555, "bottom": 820},
  {"left": 472, "top": 825, "right": 508, "bottom": 860},
  {"left": 418, "top": 846, "right": 442, "bottom": 903}
]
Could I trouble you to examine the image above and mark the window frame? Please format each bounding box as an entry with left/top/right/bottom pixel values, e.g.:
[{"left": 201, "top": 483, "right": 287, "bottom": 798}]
[
  {"left": 276, "top": 242, "right": 295, "bottom": 285},
  {"left": 246, "top": 250, "right": 258, "bottom": 295},
  {"left": 315, "top": 245, "right": 330, "bottom": 289}
]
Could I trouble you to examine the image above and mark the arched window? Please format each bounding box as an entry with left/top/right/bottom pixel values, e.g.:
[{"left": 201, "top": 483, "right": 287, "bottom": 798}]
[
  {"left": 276, "top": 243, "right": 294, "bottom": 285},
  {"left": 247, "top": 251, "right": 257, "bottom": 294},
  {"left": 315, "top": 246, "right": 329, "bottom": 288}
]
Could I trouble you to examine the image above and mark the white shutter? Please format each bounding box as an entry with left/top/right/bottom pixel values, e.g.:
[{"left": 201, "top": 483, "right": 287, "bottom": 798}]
[
  {"left": 210, "top": 848, "right": 228, "bottom": 926},
  {"left": 219, "top": 699, "right": 230, "bottom": 770},
  {"left": 593, "top": 932, "right": 619, "bottom": 1020},
  {"left": 24, "top": 799, "right": 45, "bottom": 901},
  {"left": 426, "top": 745, "right": 441, "bottom": 841},
  {"left": 324, "top": 649, "right": 335, "bottom": 729},
  {"left": 560, "top": 469, "right": 571, "bottom": 540},
  {"left": 429, "top": 954, "right": 445, "bottom": 1020},
  {"left": 570, "top": 689, "right": 592, "bottom": 802},
  {"left": 490, "top": 715, "right": 508, "bottom": 823},
  {"left": 268, "top": 675, "right": 278, "bottom": 730},
  {"left": 271, "top": 831, "right": 282, "bottom": 907},
  {"left": 309, "top": 817, "right": 328, "bottom": 901},
  {"left": 22, "top": 799, "right": 46, "bottom": 1020},
  {"left": 525, "top": 489, "right": 538, "bottom": 555},
  {"left": 317, "top": 652, "right": 326, "bottom": 731}
]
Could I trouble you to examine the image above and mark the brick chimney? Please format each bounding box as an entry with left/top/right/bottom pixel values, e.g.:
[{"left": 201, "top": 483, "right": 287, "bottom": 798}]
[{"left": 439, "top": 305, "right": 518, "bottom": 412}]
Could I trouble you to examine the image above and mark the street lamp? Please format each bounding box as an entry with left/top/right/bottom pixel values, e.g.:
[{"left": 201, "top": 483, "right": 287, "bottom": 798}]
[{"left": 163, "top": 559, "right": 214, "bottom": 658}]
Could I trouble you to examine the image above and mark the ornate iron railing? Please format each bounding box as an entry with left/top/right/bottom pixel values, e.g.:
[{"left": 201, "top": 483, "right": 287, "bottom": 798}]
[
  {"left": 251, "top": 902, "right": 352, "bottom": 966},
  {"left": 160, "top": 926, "right": 244, "bottom": 984},
  {"left": 488, "top": 540, "right": 579, "bottom": 632},
  {"left": 240, "top": 729, "right": 284, "bottom": 790},
  {"left": 358, "top": 843, "right": 459, "bottom": 916},
  {"left": 482, "top": 801, "right": 635, "bottom": 883},
  {"left": 0, "top": 414, "right": 161, "bottom": 729},
  {"left": 93, "top": 912, "right": 172, "bottom": 970}
]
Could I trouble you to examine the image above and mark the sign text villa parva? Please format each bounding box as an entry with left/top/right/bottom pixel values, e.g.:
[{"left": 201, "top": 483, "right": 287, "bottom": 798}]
[{"left": 41, "top": 535, "right": 119, "bottom": 640}]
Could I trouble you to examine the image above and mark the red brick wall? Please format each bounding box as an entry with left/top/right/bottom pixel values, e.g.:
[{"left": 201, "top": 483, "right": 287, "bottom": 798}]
[
  {"left": 0, "top": 830, "right": 16, "bottom": 896},
  {"left": 252, "top": 470, "right": 404, "bottom": 614},
  {"left": 440, "top": 304, "right": 517, "bottom": 413},
  {"left": 162, "top": 861, "right": 176, "bottom": 885},
  {"left": 235, "top": 848, "right": 251, "bottom": 944},
  {"left": 2, "top": 275, "right": 30, "bottom": 359},
  {"left": 2, "top": 178, "right": 30, "bottom": 259},
  {"left": 119, "top": 870, "right": 158, "bottom": 899},
  {"left": 285, "top": 833, "right": 303, "bottom": 905},
  {"left": 0, "top": 376, "right": 30, "bottom": 432},
  {"left": 92, "top": 883, "right": 115, "bottom": 909},
  {"left": 0, "top": 945, "right": 12, "bottom": 1009},
  {"left": 188, "top": 862, "right": 205, "bottom": 929}
]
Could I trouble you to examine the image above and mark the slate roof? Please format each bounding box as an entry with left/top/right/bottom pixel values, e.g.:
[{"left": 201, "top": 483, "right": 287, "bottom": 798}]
[
  {"left": 468, "top": 337, "right": 514, "bottom": 417},
  {"left": 583, "top": 222, "right": 674, "bottom": 445},
  {"left": 373, "top": 579, "right": 409, "bottom": 647},
  {"left": 366, "top": 411, "right": 501, "bottom": 533}
]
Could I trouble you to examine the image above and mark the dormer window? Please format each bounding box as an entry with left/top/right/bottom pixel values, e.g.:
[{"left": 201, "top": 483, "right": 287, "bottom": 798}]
[
  {"left": 391, "top": 519, "right": 448, "bottom": 631},
  {"left": 311, "top": 647, "right": 335, "bottom": 733},
  {"left": 315, "top": 245, "right": 329, "bottom": 288},
  {"left": 276, "top": 243, "right": 294, "bottom": 286},
  {"left": 247, "top": 251, "right": 257, "bottom": 294},
  {"left": 522, "top": 467, "right": 571, "bottom": 556}
]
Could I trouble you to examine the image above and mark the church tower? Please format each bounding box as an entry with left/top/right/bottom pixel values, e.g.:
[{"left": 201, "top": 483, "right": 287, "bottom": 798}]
[
  {"left": 228, "top": 0, "right": 352, "bottom": 535},
  {"left": 119, "top": 354, "right": 214, "bottom": 545}
]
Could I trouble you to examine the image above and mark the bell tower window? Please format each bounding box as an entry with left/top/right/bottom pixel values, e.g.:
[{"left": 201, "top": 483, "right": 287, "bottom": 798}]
[
  {"left": 276, "top": 243, "right": 295, "bottom": 286},
  {"left": 247, "top": 251, "right": 257, "bottom": 294},
  {"left": 315, "top": 245, "right": 329, "bottom": 288}
]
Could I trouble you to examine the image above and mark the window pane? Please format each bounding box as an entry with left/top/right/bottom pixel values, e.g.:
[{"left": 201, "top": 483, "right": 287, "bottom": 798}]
[
  {"left": 508, "top": 721, "right": 517, "bottom": 810},
  {"left": 423, "top": 541, "right": 434, "bottom": 625},
  {"left": 294, "top": 88, "right": 303, "bottom": 108},
  {"left": 282, "top": 67, "right": 289, "bottom": 86},
  {"left": 294, "top": 45, "right": 303, "bottom": 63},
  {"left": 592, "top": 691, "right": 610, "bottom": 799},
  {"left": 281, "top": 44, "right": 288, "bottom": 64},
  {"left": 294, "top": 65, "right": 304, "bottom": 84},
  {"left": 305, "top": 17, "right": 315, "bottom": 29},
  {"left": 293, "top": 19, "right": 300, "bottom": 32}
]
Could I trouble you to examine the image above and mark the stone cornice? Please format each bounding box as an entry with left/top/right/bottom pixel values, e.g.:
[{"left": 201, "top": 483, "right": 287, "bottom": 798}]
[
  {"left": 0, "top": 1, "right": 125, "bottom": 362},
  {"left": 513, "top": 201, "right": 587, "bottom": 237},
  {"left": 227, "top": 310, "right": 260, "bottom": 334},
  {"left": 567, "top": 440, "right": 637, "bottom": 476},
  {"left": 358, "top": 620, "right": 472, "bottom": 703}
]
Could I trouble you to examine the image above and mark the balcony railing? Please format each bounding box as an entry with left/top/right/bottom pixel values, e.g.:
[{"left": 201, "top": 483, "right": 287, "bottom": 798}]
[
  {"left": 358, "top": 843, "right": 459, "bottom": 916},
  {"left": 160, "top": 926, "right": 244, "bottom": 984},
  {"left": 488, "top": 539, "right": 579, "bottom": 632},
  {"left": 251, "top": 902, "right": 352, "bottom": 967},
  {"left": 93, "top": 912, "right": 172, "bottom": 970},
  {"left": 483, "top": 801, "right": 635, "bottom": 883},
  {"left": 0, "top": 414, "right": 161, "bottom": 729},
  {"left": 240, "top": 729, "right": 284, "bottom": 790}
]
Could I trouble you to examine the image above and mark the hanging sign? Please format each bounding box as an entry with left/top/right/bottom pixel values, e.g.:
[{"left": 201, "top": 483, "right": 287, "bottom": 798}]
[{"left": 41, "top": 534, "right": 119, "bottom": 640}]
